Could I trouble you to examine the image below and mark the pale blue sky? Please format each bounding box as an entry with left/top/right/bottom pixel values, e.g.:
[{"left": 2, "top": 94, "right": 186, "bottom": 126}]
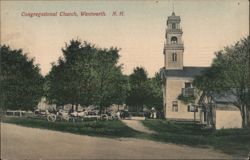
[{"left": 1, "top": 0, "right": 249, "bottom": 76}]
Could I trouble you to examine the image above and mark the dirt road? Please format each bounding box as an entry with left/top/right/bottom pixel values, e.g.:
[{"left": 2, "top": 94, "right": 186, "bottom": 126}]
[{"left": 1, "top": 123, "right": 233, "bottom": 159}]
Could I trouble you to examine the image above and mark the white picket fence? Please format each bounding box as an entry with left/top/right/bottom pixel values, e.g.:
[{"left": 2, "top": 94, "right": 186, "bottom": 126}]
[{"left": 5, "top": 110, "right": 34, "bottom": 117}]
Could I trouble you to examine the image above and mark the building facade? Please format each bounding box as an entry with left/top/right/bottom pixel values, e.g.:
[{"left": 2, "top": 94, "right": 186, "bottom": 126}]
[{"left": 161, "top": 12, "right": 207, "bottom": 121}]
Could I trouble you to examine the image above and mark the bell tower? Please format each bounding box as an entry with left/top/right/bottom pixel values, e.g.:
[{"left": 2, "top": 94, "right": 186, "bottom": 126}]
[{"left": 163, "top": 12, "right": 184, "bottom": 70}]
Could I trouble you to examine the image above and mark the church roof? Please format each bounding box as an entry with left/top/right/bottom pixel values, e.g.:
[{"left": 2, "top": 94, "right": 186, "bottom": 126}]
[
  {"left": 212, "top": 92, "right": 237, "bottom": 104},
  {"left": 161, "top": 67, "right": 209, "bottom": 78},
  {"left": 197, "top": 90, "right": 239, "bottom": 111}
]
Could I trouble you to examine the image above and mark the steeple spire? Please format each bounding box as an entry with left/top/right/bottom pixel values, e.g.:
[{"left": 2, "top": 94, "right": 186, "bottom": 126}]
[
  {"left": 172, "top": 3, "right": 174, "bottom": 13},
  {"left": 171, "top": 2, "right": 175, "bottom": 16}
]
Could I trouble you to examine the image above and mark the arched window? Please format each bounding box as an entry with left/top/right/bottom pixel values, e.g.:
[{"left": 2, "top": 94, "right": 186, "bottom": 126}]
[
  {"left": 171, "top": 36, "right": 178, "bottom": 44},
  {"left": 172, "top": 53, "right": 177, "bottom": 62},
  {"left": 172, "top": 23, "right": 176, "bottom": 29}
]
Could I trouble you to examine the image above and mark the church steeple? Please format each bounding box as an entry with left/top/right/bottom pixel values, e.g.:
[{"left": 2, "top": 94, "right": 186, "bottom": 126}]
[{"left": 163, "top": 12, "right": 184, "bottom": 70}]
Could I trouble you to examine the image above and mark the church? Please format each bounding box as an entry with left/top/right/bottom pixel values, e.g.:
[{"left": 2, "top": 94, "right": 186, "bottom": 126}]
[
  {"left": 160, "top": 12, "right": 208, "bottom": 121},
  {"left": 160, "top": 12, "right": 243, "bottom": 129}
]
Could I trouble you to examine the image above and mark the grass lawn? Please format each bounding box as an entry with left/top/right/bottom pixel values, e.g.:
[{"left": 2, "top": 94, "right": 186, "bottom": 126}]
[
  {"left": 142, "top": 119, "right": 250, "bottom": 157},
  {"left": 2, "top": 117, "right": 138, "bottom": 138}
]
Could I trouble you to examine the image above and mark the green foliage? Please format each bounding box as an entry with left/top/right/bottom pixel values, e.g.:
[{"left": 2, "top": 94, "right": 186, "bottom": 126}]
[
  {"left": 46, "top": 39, "right": 163, "bottom": 112},
  {"left": 0, "top": 45, "right": 44, "bottom": 111},
  {"left": 126, "top": 69, "right": 163, "bottom": 112},
  {"left": 193, "top": 36, "right": 250, "bottom": 128},
  {"left": 126, "top": 67, "right": 151, "bottom": 111},
  {"left": 194, "top": 37, "right": 250, "bottom": 96},
  {"left": 45, "top": 39, "right": 127, "bottom": 111},
  {"left": 177, "top": 94, "right": 196, "bottom": 104},
  {"left": 146, "top": 72, "right": 163, "bottom": 111}
]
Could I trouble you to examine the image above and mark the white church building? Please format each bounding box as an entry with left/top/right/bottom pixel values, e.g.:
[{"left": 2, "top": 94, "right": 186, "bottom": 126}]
[
  {"left": 160, "top": 12, "right": 207, "bottom": 121},
  {"left": 160, "top": 12, "right": 242, "bottom": 129}
]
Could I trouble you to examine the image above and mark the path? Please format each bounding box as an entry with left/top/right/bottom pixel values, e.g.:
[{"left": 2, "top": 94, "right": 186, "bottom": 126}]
[
  {"left": 1, "top": 123, "right": 233, "bottom": 159},
  {"left": 122, "top": 119, "right": 157, "bottom": 134}
]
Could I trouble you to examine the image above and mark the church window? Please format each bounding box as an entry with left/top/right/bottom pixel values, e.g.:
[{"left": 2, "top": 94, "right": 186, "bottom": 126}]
[
  {"left": 172, "top": 53, "right": 177, "bottom": 62},
  {"left": 171, "top": 36, "right": 178, "bottom": 44},
  {"left": 172, "top": 23, "right": 176, "bottom": 29},
  {"left": 172, "top": 101, "right": 178, "bottom": 112}
]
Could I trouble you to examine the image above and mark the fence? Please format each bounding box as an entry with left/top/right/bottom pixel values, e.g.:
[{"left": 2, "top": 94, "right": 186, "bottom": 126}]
[{"left": 4, "top": 110, "right": 34, "bottom": 117}]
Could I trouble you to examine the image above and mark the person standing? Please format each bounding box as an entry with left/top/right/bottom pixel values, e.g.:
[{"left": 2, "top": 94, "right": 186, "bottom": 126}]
[{"left": 116, "top": 110, "right": 121, "bottom": 119}]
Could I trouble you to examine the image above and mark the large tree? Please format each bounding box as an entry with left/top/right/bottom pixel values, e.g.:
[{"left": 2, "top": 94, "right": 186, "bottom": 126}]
[
  {"left": 46, "top": 39, "right": 126, "bottom": 112},
  {"left": 126, "top": 67, "right": 151, "bottom": 113},
  {"left": 193, "top": 66, "right": 226, "bottom": 127},
  {"left": 194, "top": 37, "right": 250, "bottom": 128},
  {"left": 0, "top": 45, "right": 44, "bottom": 111},
  {"left": 91, "top": 47, "right": 128, "bottom": 112}
]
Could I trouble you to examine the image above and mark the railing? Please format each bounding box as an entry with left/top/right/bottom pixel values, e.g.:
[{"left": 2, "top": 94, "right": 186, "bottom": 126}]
[
  {"left": 165, "top": 44, "right": 184, "bottom": 50},
  {"left": 182, "top": 88, "right": 194, "bottom": 97}
]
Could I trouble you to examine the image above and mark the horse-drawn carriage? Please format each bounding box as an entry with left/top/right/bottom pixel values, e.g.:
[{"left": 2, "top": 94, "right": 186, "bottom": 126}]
[{"left": 35, "top": 108, "right": 118, "bottom": 122}]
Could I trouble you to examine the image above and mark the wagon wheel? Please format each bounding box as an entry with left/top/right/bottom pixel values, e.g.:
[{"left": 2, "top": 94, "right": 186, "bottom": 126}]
[{"left": 47, "top": 114, "right": 57, "bottom": 122}]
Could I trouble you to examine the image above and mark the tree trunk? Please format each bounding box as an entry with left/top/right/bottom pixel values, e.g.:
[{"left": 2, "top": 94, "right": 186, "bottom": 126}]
[
  {"left": 247, "top": 107, "right": 250, "bottom": 128},
  {"left": 241, "top": 105, "right": 249, "bottom": 128},
  {"left": 246, "top": 107, "right": 250, "bottom": 128},
  {"left": 206, "top": 103, "right": 215, "bottom": 129}
]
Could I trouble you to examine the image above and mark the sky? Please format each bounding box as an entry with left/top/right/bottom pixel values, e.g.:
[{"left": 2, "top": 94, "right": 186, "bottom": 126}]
[{"left": 1, "top": 0, "right": 249, "bottom": 77}]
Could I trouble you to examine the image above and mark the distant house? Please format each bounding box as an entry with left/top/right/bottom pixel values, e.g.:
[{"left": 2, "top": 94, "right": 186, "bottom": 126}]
[{"left": 198, "top": 92, "right": 242, "bottom": 129}]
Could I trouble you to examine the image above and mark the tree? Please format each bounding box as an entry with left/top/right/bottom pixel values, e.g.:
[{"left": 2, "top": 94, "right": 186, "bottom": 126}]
[
  {"left": 146, "top": 72, "right": 163, "bottom": 111},
  {"left": 126, "top": 67, "right": 151, "bottom": 113},
  {"left": 0, "top": 45, "right": 44, "bottom": 111},
  {"left": 193, "top": 37, "right": 250, "bottom": 128},
  {"left": 193, "top": 66, "right": 225, "bottom": 127},
  {"left": 46, "top": 39, "right": 126, "bottom": 112},
  {"left": 91, "top": 47, "right": 127, "bottom": 112}
]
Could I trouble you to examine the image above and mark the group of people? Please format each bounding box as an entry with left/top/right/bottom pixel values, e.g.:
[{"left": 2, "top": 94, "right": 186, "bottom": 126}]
[{"left": 144, "top": 108, "right": 164, "bottom": 119}]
